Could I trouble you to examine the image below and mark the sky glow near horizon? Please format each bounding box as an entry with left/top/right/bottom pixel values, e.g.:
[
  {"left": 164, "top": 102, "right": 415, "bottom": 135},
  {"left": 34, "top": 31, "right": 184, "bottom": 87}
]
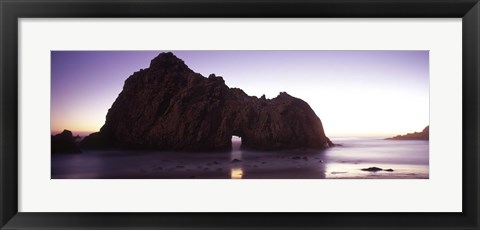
[{"left": 51, "top": 50, "right": 429, "bottom": 137}]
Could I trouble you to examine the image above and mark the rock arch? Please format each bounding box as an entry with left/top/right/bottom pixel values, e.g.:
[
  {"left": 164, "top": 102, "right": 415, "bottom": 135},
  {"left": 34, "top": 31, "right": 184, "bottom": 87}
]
[{"left": 82, "top": 52, "right": 332, "bottom": 151}]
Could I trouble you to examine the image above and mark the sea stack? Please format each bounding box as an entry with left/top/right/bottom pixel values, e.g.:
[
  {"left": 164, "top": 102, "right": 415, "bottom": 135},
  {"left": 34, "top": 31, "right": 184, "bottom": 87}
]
[
  {"left": 82, "top": 52, "right": 333, "bottom": 151},
  {"left": 52, "top": 129, "right": 81, "bottom": 154}
]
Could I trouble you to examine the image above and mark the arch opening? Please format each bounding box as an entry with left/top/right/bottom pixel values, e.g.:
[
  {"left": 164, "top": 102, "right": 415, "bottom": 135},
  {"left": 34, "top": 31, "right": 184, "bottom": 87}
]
[{"left": 231, "top": 135, "right": 242, "bottom": 151}]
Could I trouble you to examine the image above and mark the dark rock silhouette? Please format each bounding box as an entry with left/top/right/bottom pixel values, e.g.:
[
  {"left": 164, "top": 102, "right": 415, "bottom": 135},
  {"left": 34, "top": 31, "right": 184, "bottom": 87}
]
[
  {"left": 385, "top": 126, "right": 429, "bottom": 140},
  {"left": 361, "top": 167, "right": 383, "bottom": 172},
  {"left": 52, "top": 130, "right": 81, "bottom": 154},
  {"left": 361, "top": 167, "right": 395, "bottom": 172},
  {"left": 81, "top": 132, "right": 114, "bottom": 149},
  {"left": 82, "top": 52, "right": 333, "bottom": 151},
  {"left": 231, "top": 159, "right": 242, "bottom": 163}
]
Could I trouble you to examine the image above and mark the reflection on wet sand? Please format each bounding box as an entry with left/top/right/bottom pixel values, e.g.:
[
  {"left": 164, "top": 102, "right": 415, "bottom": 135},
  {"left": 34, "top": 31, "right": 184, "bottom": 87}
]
[{"left": 231, "top": 168, "right": 243, "bottom": 179}]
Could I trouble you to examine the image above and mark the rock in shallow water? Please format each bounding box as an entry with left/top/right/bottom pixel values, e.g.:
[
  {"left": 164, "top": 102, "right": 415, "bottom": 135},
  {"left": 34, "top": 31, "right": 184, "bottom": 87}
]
[
  {"left": 231, "top": 159, "right": 242, "bottom": 163},
  {"left": 361, "top": 167, "right": 396, "bottom": 172},
  {"left": 361, "top": 167, "right": 383, "bottom": 172},
  {"left": 52, "top": 130, "right": 81, "bottom": 154},
  {"left": 82, "top": 52, "right": 333, "bottom": 151}
]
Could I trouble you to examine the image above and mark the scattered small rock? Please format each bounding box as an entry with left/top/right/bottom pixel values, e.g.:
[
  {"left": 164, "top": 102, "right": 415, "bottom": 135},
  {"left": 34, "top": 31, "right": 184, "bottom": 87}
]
[
  {"left": 231, "top": 159, "right": 242, "bottom": 163},
  {"left": 302, "top": 156, "right": 309, "bottom": 161},
  {"left": 292, "top": 156, "right": 301, "bottom": 160},
  {"left": 176, "top": 165, "right": 185, "bottom": 168},
  {"left": 318, "top": 160, "right": 324, "bottom": 163},
  {"left": 384, "top": 169, "right": 394, "bottom": 172}
]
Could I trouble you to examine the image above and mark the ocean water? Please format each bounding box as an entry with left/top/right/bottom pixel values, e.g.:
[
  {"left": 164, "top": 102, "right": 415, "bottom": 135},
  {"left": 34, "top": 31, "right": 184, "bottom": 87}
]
[
  {"left": 51, "top": 137, "right": 428, "bottom": 179},
  {"left": 323, "top": 137, "right": 428, "bottom": 178}
]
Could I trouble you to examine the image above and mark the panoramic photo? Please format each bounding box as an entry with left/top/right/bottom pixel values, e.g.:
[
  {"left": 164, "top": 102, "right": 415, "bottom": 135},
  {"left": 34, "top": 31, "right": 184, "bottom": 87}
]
[{"left": 51, "top": 50, "right": 429, "bottom": 179}]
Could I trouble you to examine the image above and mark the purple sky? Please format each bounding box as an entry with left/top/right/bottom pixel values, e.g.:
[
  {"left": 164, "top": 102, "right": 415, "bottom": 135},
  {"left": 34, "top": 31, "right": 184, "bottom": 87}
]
[{"left": 51, "top": 50, "right": 429, "bottom": 137}]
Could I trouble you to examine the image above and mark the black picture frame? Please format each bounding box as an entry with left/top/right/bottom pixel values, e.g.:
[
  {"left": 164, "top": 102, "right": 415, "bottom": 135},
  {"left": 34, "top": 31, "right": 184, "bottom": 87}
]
[{"left": 1, "top": 0, "right": 479, "bottom": 229}]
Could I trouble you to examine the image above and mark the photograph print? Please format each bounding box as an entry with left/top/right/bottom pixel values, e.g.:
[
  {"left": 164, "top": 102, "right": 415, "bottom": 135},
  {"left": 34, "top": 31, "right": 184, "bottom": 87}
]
[{"left": 51, "top": 50, "right": 429, "bottom": 179}]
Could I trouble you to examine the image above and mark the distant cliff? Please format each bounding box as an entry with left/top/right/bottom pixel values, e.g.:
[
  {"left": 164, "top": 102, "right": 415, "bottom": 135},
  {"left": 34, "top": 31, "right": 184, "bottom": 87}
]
[
  {"left": 82, "top": 52, "right": 333, "bottom": 151},
  {"left": 386, "top": 126, "right": 429, "bottom": 140}
]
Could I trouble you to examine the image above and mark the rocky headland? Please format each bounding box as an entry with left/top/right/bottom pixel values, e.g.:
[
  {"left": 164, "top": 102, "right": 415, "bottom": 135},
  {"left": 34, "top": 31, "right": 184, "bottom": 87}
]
[
  {"left": 385, "top": 126, "right": 429, "bottom": 140},
  {"left": 81, "top": 52, "right": 332, "bottom": 151}
]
